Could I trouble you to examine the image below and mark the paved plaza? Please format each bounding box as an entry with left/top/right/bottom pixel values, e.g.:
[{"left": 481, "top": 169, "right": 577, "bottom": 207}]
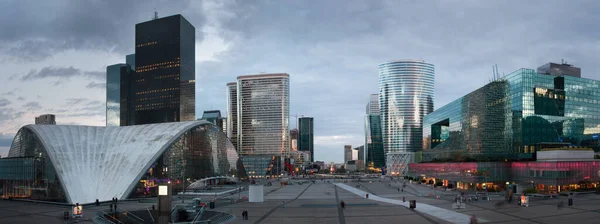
[{"left": 1, "top": 179, "right": 600, "bottom": 223}]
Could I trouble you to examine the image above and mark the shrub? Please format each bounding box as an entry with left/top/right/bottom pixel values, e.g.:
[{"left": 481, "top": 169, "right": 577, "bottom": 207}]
[
  {"left": 523, "top": 188, "right": 537, "bottom": 194},
  {"left": 435, "top": 182, "right": 443, "bottom": 186}
]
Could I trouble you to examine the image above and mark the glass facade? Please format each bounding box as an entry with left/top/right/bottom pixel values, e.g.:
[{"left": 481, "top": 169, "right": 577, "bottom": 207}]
[
  {"left": 106, "top": 64, "right": 132, "bottom": 126},
  {"left": 365, "top": 114, "right": 385, "bottom": 168},
  {"left": 201, "top": 110, "right": 223, "bottom": 132},
  {"left": 298, "top": 117, "right": 314, "bottom": 162},
  {"left": 379, "top": 60, "right": 435, "bottom": 154},
  {"left": 132, "top": 123, "right": 241, "bottom": 198},
  {"left": 2, "top": 128, "right": 67, "bottom": 202},
  {"left": 226, "top": 82, "right": 238, "bottom": 150},
  {"left": 409, "top": 161, "right": 600, "bottom": 192},
  {"left": 237, "top": 74, "right": 290, "bottom": 177},
  {"left": 1, "top": 122, "right": 242, "bottom": 202},
  {"left": 423, "top": 67, "right": 600, "bottom": 161},
  {"left": 133, "top": 14, "right": 195, "bottom": 125}
]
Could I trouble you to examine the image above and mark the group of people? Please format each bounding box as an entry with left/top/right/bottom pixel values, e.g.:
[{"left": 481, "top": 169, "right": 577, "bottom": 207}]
[
  {"left": 241, "top": 210, "right": 249, "bottom": 220},
  {"left": 109, "top": 197, "right": 118, "bottom": 212}
]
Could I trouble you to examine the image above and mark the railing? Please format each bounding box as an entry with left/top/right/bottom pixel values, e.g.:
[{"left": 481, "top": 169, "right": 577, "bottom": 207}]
[
  {"left": 146, "top": 206, "right": 155, "bottom": 223},
  {"left": 94, "top": 210, "right": 124, "bottom": 224}
]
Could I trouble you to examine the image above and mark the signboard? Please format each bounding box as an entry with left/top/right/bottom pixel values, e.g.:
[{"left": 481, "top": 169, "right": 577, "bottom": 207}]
[{"left": 159, "top": 185, "right": 168, "bottom": 196}]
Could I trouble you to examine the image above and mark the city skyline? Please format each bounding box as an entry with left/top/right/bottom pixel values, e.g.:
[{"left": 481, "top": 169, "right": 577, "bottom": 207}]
[{"left": 1, "top": 1, "right": 600, "bottom": 163}]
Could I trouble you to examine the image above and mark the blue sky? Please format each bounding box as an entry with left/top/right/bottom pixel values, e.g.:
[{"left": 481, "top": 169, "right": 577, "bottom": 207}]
[{"left": 1, "top": 0, "right": 600, "bottom": 163}]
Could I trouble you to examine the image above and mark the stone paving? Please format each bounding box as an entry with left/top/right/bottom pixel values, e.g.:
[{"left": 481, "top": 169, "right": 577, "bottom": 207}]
[{"left": 2, "top": 178, "right": 600, "bottom": 223}]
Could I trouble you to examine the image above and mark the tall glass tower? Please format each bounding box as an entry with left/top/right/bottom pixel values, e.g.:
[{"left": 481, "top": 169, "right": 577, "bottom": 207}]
[
  {"left": 298, "top": 117, "right": 314, "bottom": 162},
  {"left": 378, "top": 60, "right": 434, "bottom": 155},
  {"left": 237, "top": 73, "right": 290, "bottom": 177},
  {"left": 226, "top": 82, "right": 238, "bottom": 150}
]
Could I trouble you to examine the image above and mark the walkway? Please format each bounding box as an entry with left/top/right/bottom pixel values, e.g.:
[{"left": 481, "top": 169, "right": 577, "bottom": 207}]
[{"left": 334, "top": 183, "right": 472, "bottom": 224}]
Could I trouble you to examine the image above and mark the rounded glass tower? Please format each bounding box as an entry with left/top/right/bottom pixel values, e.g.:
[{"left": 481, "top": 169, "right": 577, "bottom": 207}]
[{"left": 378, "top": 60, "right": 434, "bottom": 154}]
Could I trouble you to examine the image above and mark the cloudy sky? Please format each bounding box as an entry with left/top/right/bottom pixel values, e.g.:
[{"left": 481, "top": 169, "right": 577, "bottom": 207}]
[{"left": 1, "top": 0, "right": 599, "bottom": 162}]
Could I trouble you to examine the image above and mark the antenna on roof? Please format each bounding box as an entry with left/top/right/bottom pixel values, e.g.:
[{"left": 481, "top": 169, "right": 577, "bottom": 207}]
[{"left": 153, "top": 9, "right": 159, "bottom": 20}]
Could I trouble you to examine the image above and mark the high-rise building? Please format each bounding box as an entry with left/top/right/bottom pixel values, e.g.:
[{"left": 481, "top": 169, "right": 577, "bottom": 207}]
[
  {"left": 106, "top": 63, "right": 133, "bottom": 126},
  {"left": 290, "top": 128, "right": 298, "bottom": 151},
  {"left": 298, "top": 117, "right": 314, "bottom": 162},
  {"left": 226, "top": 82, "right": 238, "bottom": 150},
  {"left": 344, "top": 145, "right": 352, "bottom": 162},
  {"left": 201, "top": 110, "right": 223, "bottom": 131},
  {"left": 222, "top": 117, "right": 227, "bottom": 134},
  {"left": 379, "top": 60, "right": 434, "bottom": 155},
  {"left": 133, "top": 14, "right": 195, "bottom": 125},
  {"left": 423, "top": 62, "right": 600, "bottom": 161},
  {"left": 366, "top": 94, "right": 380, "bottom": 115},
  {"left": 237, "top": 73, "right": 290, "bottom": 177},
  {"left": 126, "top": 54, "right": 135, "bottom": 71},
  {"left": 355, "top": 145, "right": 364, "bottom": 161},
  {"left": 365, "top": 114, "right": 385, "bottom": 169},
  {"left": 35, "top": 114, "right": 55, "bottom": 125},
  {"left": 365, "top": 93, "right": 385, "bottom": 169}
]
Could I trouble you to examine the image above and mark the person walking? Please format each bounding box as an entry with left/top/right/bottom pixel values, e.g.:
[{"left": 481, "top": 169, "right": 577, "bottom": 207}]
[{"left": 340, "top": 200, "right": 345, "bottom": 209}]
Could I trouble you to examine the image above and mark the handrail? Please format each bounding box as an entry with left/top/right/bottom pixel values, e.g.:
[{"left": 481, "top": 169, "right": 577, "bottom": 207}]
[
  {"left": 99, "top": 211, "right": 124, "bottom": 224},
  {"left": 146, "top": 206, "right": 155, "bottom": 223},
  {"left": 117, "top": 208, "right": 144, "bottom": 223}
]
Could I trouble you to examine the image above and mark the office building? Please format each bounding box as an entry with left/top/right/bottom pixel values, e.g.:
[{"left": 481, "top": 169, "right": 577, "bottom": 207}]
[
  {"left": 222, "top": 117, "right": 227, "bottom": 134},
  {"left": 2, "top": 120, "right": 242, "bottom": 203},
  {"left": 298, "top": 117, "right": 314, "bottom": 162},
  {"left": 355, "top": 145, "right": 364, "bottom": 161},
  {"left": 237, "top": 73, "right": 290, "bottom": 177},
  {"left": 365, "top": 94, "right": 385, "bottom": 171},
  {"left": 290, "top": 128, "right": 298, "bottom": 151},
  {"left": 344, "top": 145, "right": 352, "bottom": 162},
  {"left": 106, "top": 63, "right": 133, "bottom": 126},
  {"left": 423, "top": 62, "right": 599, "bottom": 161},
  {"left": 226, "top": 82, "right": 238, "bottom": 150},
  {"left": 133, "top": 14, "right": 195, "bottom": 125},
  {"left": 409, "top": 62, "right": 600, "bottom": 193},
  {"left": 366, "top": 94, "right": 380, "bottom": 115},
  {"left": 34, "top": 114, "right": 55, "bottom": 125},
  {"left": 379, "top": 60, "right": 434, "bottom": 154},
  {"left": 201, "top": 110, "right": 224, "bottom": 131}
]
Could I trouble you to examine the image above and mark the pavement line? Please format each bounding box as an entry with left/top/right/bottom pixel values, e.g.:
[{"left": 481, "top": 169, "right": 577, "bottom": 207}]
[
  {"left": 253, "top": 183, "right": 313, "bottom": 224},
  {"left": 357, "top": 182, "right": 439, "bottom": 224},
  {"left": 335, "top": 183, "right": 472, "bottom": 224},
  {"left": 334, "top": 185, "right": 347, "bottom": 224}
]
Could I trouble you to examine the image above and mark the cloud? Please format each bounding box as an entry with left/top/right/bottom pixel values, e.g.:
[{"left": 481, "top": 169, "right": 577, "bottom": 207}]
[
  {"left": 65, "top": 98, "right": 88, "bottom": 105},
  {"left": 0, "top": 98, "right": 10, "bottom": 107},
  {"left": 1, "top": 89, "right": 17, "bottom": 96},
  {"left": 17, "top": 96, "right": 25, "bottom": 101},
  {"left": 20, "top": 66, "right": 105, "bottom": 81},
  {"left": 0, "top": 0, "right": 206, "bottom": 62},
  {"left": 23, "top": 101, "right": 42, "bottom": 111},
  {"left": 86, "top": 81, "right": 106, "bottom": 89}
]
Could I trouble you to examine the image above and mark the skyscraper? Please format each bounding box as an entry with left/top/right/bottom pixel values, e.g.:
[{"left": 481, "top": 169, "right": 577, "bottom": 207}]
[
  {"left": 298, "top": 117, "right": 314, "bottom": 162},
  {"left": 106, "top": 63, "right": 133, "bottom": 126},
  {"left": 366, "top": 94, "right": 380, "bottom": 115},
  {"left": 133, "top": 14, "right": 195, "bottom": 125},
  {"left": 226, "top": 82, "right": 238, "bottom": 150},
  {"left": 344, "top": 145, "right": 352, "bottom": 162},
  {"left": 355, "top": 145, "right": 364, "bottom": 161},
  {"left": 365, "top": 94, "right": 385, "bottom": 169},
  {"left": 379, "top": 60, "right": 434, "bottom": 155},
  {"left": 35, "top": 114, "right": 55, "bottom": 125},
  {"left": 237, "top": 73, "right": 290, "bottom": 177},
  {"left": 290, "top": 128, "right": 298, "bottom": 151}
]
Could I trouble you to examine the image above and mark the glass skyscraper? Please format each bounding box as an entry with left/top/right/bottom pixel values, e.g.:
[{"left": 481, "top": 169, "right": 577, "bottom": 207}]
[
  {"left": 298, "top": 117, "right": 314, "bottom": 162},
  {"left": 133, "top": 14, "right": 195, "bottom": 125},
  {"left": 423, "top": 62, "right": 600, "bottom": 161},
  {"left": 379, "top": 60, "right": 435, "bottom": 155},
  {"left": 226, "top": 82, "right": 238, "bottom": 150},
  {"left": 106, "top": 63, "right": 133, "bottom": 126},
  {"left": 237, "top": 74, "right": 290, "bottom": 177},
  {"left": 365, "top": 93, "right": 385, "bottom": 169}
]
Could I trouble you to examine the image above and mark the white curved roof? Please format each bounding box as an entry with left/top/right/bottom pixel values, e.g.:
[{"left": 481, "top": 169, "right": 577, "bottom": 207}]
[{"left": 18, "top": 121, "right": 211, "bottom": 204}]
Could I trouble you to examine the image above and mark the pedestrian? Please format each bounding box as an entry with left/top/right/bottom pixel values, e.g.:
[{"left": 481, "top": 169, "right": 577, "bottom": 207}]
[
  {"left": 398, "top": 188, "right": 400, "bottom": 192},
  {"left": 366, "top": 194, "right": 369, "bottom": 199},
  {"left": 95, "top": 199, "right": 100, "bottom": 206},
  {"left": 470, "top": 215, "right": 479, "bottom": 224},
  {"left": 114, "top": 203, "right": 118, "bottom": 211},
  {"left": 403, "top": 196, "right": 406, "bottom": 202},
  {"left": 281, "top": 201, "right": 285, "bottom": 208},
  {"left": 340, "top": 200, "right": 345, "bottom": 209},
  {"left": 110, "top": 203, "right": 113, "bottom": 212},
  {"left": 402, "top": 188, "right": 404, "bottom": 192}
]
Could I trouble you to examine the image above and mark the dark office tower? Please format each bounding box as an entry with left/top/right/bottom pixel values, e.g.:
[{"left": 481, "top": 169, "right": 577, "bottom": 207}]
[
  {"left": 106, "top": 63, "right": 133, "bottom": 126},
  {"left": 35, "top": 114, "right": 56, "bottom": 125},
  {"left": 133, "top": 14, "right": 195, "bottom": 124},
  {"left": 126, "top": 54, "right": 135, "bottom": 71},
  {"left": 226, "top": 82, "right": 238, "bottom": 150},
  {"left": 298, "top": 117, "right": 314, "bottom": 162},
  {"left": 202, "top": 110, "right": 223, "bottom": 131}
]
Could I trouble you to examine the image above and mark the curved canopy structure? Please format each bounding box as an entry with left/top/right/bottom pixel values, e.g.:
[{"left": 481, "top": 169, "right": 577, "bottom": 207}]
[{"left": 7, "top": 121, "right": 239, "bottom": 204}]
